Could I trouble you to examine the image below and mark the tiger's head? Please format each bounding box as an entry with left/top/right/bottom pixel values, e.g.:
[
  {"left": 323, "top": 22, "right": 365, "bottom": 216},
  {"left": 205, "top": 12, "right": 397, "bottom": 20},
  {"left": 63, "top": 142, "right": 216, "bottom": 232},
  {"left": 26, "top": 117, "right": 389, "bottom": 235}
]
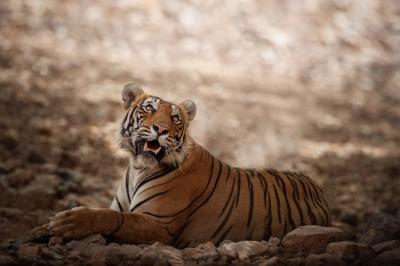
[{"left": 119, "top": 83, "right": 196, "bottom": 168}]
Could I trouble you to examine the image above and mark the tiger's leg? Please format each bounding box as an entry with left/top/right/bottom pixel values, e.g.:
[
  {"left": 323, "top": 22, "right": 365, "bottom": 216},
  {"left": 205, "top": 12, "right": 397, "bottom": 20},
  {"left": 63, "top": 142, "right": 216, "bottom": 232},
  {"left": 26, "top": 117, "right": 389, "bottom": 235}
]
[{"left": 48, "top": 206, "right": 171, "bottom": 244}]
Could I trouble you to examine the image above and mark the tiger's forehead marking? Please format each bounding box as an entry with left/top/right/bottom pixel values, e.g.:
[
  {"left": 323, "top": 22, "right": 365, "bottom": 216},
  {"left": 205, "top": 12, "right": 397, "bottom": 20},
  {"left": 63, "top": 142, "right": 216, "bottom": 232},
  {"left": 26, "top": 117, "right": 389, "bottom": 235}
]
[
  {"left": 171, "top": 104, "right": 179, "bottom": 116},
  {"left": 142, "top": 96, "right": 161, "bottom": 110}
]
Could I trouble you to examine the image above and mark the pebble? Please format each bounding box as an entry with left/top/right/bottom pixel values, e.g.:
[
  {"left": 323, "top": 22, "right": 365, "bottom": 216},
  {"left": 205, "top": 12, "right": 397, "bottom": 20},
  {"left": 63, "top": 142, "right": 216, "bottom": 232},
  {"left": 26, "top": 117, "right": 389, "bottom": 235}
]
[{"left": 372, "top": 239, "right": 400, "bottom": 253}]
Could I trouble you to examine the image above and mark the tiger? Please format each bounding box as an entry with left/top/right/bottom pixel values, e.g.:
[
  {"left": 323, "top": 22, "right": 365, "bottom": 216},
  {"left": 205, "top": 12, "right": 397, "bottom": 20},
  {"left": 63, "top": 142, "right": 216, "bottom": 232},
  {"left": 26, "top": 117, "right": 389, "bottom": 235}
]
[{"left": 48, "top": 82, "right": 331, "bottom": 248}]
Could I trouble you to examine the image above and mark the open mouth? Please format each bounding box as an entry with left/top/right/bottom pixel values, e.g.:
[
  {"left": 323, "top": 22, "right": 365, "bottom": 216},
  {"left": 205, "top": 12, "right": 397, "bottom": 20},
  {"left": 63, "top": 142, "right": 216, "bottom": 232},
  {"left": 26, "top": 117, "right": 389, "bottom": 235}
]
[{"left": 143, "top": 140, "right": 162, "bottom": 155}]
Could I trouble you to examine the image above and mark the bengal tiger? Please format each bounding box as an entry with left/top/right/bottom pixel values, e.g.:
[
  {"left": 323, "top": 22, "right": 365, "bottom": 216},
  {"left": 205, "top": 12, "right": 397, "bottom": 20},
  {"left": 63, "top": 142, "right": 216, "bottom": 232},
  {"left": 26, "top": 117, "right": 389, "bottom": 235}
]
[{"left": 48, "top": 82, "right": 331, "bottom": 248}]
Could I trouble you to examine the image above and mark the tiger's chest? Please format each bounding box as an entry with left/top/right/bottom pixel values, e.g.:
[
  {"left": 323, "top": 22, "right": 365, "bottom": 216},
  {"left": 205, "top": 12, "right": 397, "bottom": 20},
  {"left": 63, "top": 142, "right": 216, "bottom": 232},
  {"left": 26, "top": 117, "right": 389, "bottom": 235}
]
[{"left": 127, "top": 167, "right": 206, "bottom": 218}]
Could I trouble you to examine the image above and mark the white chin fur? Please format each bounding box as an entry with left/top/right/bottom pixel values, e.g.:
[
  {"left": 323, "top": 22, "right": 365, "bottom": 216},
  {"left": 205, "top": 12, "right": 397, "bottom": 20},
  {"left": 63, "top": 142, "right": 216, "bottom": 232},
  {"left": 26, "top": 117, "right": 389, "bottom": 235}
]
[{"left": 136, "top": 154, "right": 158, "bottom": 167}]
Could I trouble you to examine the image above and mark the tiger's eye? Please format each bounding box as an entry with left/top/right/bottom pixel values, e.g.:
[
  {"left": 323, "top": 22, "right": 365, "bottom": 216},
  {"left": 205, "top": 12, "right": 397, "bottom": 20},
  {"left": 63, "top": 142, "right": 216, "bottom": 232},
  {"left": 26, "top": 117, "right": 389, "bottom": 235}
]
[
  {"left": 144, "top": 106, "right": 153, "bottom": 112},
  {"left": 172, "top": 115, "right": 180, "bottom": 123}
]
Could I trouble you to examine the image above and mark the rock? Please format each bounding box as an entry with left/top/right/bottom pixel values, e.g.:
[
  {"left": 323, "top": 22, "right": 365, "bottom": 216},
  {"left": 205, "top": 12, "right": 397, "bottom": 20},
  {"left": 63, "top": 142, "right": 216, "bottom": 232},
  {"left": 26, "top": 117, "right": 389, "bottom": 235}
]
[
  {"left": 153, "top": 242, "right": 184, "bottom": 266},
  {"left": 372, "top": 239, "right": 400, "bottom": 253},
  {"left": 103, "top": 243, "right": 129, "bottom": 266},
  {"left": 82, "top": 243, "right": 128, "bottom": 265},
  {"left": 0, "top": 165, "right": 9, "bottom": 175},
  {"left": 360, "top": 229, "right": 387, "bottom": 246},
  {"left": 59, "top": 151, "right": 80, "bottom": 168},
  {"left": 182, "top": 241, "right": 219, "bottom": 262},
  {"left": 0, "top": 254, "right": 16, "bottom": 265},
  {"left": 18, "top": 243, "right": 42, "bottom": 261},
  {"left": 40, "top": 246, "right": 64, "bottom": 260},
  {"left": 340, "top": 209, "right": 359, "bottom": 226},
  {"left": 304, "top": 253, "right": 345, "bottom": 266},
  {"left": 5, "top": 170, "right": 35, "bottom": 188},
  {"left": 325, "top": 241, "right": 375, "bottom": 263},
  {"left": 68, "top": 233, "right": 106, "bottom": 247},
  {"left": 218, "top": 240, "right": 279, "bottom": 261},
  {"left": 66, "top": 234, "right": 106, "bottom": 254},
  {"left": 258, "top": 256, "right": 303, "bottom": 266},
  {"left": 0, "top": 134, "right": 18, "bottom": 151},
  {"left": 1, "top": 240, "right": 21, "bottom": 257},
  {"left": 367, "top": 247, "right": 400, "bottom": 266},
  {"left": 122, "top": 244, "right": 142, "bottom": 262},
  {"left": 139, "top": 246, "right": 169, "bottom": 266},
  {"left": 360, "top": 213, "right": 400, "bottom": 245},
  {"left": 267, "top": 237, "right": 281, "bottom": 246},
  {"left": 332, "top": 221, "right": 356, "bottom": 240},
  {"left": 16, "top": 184, "right": 56, "bottom": 210},
  {"left": 48, "top": 236, "right": 64, "bottom": 246},
  {"left": 26, "top": 150, "right": 47, "bottom": 164},
  {"left": 281, "top": 225, "right": 348, "bottom": 255}
]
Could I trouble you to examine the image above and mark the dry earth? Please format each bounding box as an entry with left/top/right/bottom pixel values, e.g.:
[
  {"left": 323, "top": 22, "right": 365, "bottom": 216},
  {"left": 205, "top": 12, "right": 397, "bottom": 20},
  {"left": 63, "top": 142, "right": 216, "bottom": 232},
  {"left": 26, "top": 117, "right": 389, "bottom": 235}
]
[{"left": 0, "top": 0, "right": 399, "bottom": 265}]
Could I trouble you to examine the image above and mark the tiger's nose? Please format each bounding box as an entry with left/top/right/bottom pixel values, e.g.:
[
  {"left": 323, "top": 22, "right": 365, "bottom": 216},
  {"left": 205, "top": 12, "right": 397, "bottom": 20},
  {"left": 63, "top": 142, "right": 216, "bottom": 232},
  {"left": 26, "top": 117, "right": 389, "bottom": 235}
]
[{"left": 153, "top": 124, "right": 169, "bottom": 136}]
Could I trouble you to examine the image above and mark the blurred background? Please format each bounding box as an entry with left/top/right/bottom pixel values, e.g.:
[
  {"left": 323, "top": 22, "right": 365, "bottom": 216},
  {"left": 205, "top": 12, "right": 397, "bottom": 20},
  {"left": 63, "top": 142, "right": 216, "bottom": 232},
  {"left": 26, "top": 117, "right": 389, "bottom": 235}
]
[{"left": 0, "top": 0, "right": 399, "bottom": 243}]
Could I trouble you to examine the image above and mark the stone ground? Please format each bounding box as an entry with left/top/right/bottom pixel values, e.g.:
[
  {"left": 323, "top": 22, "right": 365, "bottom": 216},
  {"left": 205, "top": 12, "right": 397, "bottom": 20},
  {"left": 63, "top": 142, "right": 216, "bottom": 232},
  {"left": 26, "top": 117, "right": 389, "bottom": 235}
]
[{"left": 0, "top": 0, "right": 399, "bottom": 265}]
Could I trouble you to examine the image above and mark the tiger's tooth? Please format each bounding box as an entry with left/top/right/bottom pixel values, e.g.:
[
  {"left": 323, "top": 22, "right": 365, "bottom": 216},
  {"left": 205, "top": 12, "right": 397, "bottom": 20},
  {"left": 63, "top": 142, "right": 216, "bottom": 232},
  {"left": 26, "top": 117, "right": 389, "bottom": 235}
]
[
  {"left": 144, "top": 142, "right": 149, "bottom": 151},
  {"left": 154, "top": 147, "right": 161, "bottom": 155}
]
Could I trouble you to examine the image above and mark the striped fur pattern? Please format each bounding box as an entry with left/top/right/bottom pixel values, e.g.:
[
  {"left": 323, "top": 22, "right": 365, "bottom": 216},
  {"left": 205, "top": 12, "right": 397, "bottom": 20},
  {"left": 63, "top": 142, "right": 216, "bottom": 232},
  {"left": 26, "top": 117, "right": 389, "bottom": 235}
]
[{"left": 109, "top": 84, "right": 331, "bottom": 247}]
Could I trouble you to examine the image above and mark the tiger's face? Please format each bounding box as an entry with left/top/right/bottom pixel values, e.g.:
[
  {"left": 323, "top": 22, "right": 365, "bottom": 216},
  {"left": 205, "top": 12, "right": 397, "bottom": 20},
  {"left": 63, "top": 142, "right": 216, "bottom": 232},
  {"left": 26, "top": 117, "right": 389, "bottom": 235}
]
[{"left": 119, "top": 83, "right": 196, "bottom": 168}]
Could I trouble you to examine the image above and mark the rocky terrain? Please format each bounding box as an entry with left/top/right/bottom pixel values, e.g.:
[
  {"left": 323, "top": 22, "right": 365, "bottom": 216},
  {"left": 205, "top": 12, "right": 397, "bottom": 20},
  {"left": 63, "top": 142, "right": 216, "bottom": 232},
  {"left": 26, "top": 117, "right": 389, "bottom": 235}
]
[
  {"left": 1, "top": 214, "right": 400, "bottom": 265},
  {"left": 0, "top": 0, "right": 399, "bottom": 265}
]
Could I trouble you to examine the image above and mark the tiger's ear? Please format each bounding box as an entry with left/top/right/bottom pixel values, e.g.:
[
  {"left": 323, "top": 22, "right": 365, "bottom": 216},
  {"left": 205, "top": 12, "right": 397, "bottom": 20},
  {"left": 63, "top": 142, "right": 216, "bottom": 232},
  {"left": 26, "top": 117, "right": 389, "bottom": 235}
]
[
  {"left": 122, "top": 82, "right": 144, "bottom": 109},
  {"left": 180, "top": 100, "right": 196, "bottom": 122}
]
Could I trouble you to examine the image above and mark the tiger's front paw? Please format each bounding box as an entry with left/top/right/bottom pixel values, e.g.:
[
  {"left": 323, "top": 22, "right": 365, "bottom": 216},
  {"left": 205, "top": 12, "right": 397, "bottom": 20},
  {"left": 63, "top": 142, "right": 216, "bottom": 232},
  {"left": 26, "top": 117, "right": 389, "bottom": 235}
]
[{"left": 48, "top": 206, "right": 98, "bottom": 240}]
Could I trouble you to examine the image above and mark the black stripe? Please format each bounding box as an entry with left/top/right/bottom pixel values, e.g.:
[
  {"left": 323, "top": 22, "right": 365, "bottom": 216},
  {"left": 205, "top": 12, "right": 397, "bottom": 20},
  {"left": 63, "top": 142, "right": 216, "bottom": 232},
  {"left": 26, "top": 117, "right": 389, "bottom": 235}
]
[
  {"left": 138, "top": 174, "right": 176, "bottom": 196},
  {"left": 115, "top": 196, "right": 123, "bottom": 212},
  {"left": 297, "top": 173, "right": 330, "bottom": 225},
  {"left": 257, "top": 173, "right": 268, "bottom": 210},
  {"left": 219, "top": 168, "right": 236, "bottom": 217},
  {"left": 147, "top": 154, "right": 216, "bottom": 221},
  {"left": 286, "top": 173, "right": 305, "bottom": 226},
  {"left": 216, "top": 224, "right": 234, "bottom": 245},
  {"left": 125, "top": 166, "right": 131, "bottom": 203},
  {"left": 140, "top": 212, "right": 173, "bottom": 224},
  {"left": 298, "top": 173, "right": 330, "bottom": 223},
  {"left": 286, "top": 172, "right": 301, "bottom": 200},
  {"left": 173, "top": 159, "right": 223, "bottom": 244},
  {"left": 213, "top": 168, "right": 238, "bottom": 239},
  {"left": 265, "top": 188, "right": 272, "bottom": 239},
  {"left": 212, "top": 191, "right": 236, "bottom": 239},
  {"left": 187, "top": 160, "right": 223, "bottom": 215},
  {"left": 132, "top": 167, "right": 176, "bottom": 199},
  {"left": 235, "top": 168, "right": 241, "bottom": 207},
  {"left": 293, "top": 173, "right": 324, "bottom": 224},
  {"left": 248, "top": 226, "right": 255, "bottom": 240},
  {"left": 257, "top": 172, "right": 269, "bottom": 239},
  {"left": 269, "top": 170, "right": 295, "bottom": 231},
  {"left": 130, "top": 189, "right": 172, "bottom": 212},
  {"left": 121, "top": 108, "right": 131, "bottom": 129},
  {"left": 246, "top": 172, "right": 254, "bottom": 228},
  {"left": 272, "top": 184, "right": 281, "bottom": 223},
  {"left": 294, "top": 174, "right": 317, "bottom": 224}
]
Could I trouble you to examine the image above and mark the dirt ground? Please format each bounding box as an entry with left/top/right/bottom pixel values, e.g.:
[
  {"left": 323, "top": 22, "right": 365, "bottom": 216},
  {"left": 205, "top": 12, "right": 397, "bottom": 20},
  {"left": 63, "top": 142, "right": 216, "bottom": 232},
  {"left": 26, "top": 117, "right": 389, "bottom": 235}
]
[{"left": 0, "top": 0, "right": 399, "bottom": 244}]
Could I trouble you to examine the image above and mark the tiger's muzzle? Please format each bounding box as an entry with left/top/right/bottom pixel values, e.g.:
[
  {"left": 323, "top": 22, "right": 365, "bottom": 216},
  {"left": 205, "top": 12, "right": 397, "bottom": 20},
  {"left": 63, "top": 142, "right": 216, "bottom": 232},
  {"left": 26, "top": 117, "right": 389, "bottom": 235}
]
[{"left": 135, "top": 138, "right": 166, "bottom": 162}]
